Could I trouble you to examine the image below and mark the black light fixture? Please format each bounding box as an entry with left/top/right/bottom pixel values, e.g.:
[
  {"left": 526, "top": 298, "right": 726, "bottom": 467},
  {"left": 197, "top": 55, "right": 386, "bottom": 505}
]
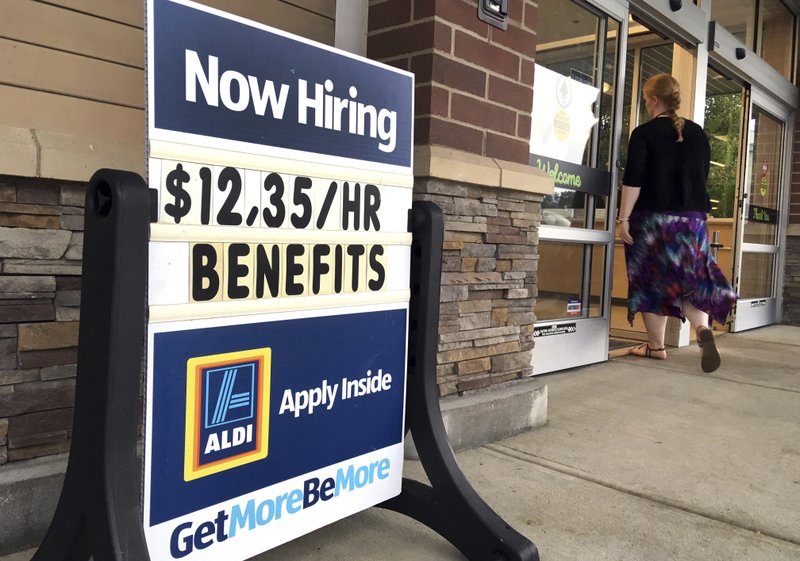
[
  {"left": 478, "top": 0, "right": 509, "bottom": 30},
  {"left": 669, "top": 0, "right": 682, "bottom": 11}
]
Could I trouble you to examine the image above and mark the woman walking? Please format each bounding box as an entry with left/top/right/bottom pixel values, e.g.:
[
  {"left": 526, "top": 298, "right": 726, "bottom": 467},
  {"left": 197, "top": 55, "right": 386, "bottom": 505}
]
[{"left": 618, "top": 73, "right": 737, "bottom": 373}]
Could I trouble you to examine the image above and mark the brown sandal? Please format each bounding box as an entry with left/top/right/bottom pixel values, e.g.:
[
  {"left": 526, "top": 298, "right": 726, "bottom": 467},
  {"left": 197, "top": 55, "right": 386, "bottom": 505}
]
[
  {"left": 629, "top": 343, "right": 667, "bottom": 360},
  {"left": 697, "top": 327, "right": 720, "bottom": 373}
]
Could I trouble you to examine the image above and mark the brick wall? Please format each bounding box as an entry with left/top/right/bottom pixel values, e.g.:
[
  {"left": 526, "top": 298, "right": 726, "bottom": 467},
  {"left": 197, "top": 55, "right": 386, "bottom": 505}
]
[
  {"left": 783, "top": 105, "right": 800, "bottom": 325},
  {"left": 790, "top": 110, "right": 800, "bottom": 226},
  {"left": 367, "top": 1, "right": 545, "bottom": 394},
  {"left": 0, "top": 176, "right": 86, "bottom": 464},
  {"left": 368, "top": 0, "right": 537, "bottom": 164},
  {"left": 784, "top": 236, "right": 800, "bottom": 325}
]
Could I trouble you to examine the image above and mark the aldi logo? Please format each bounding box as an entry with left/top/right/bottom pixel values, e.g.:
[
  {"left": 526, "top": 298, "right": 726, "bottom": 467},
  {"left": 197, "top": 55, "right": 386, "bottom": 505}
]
[{"left": 184, "top": 348, "right": 271, "bottom": 481}]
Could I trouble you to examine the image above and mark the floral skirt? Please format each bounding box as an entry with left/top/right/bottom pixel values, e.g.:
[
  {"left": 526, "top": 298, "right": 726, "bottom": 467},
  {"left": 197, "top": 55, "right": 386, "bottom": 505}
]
[{"left": 624, "top": 211, "right": 737, "bottom": 326}]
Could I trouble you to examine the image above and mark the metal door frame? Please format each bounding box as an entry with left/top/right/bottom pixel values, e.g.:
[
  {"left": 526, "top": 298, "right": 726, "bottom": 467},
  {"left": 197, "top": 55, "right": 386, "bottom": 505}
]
[{"left": 531, "top": 0, "right": 629, "bottom": 374}]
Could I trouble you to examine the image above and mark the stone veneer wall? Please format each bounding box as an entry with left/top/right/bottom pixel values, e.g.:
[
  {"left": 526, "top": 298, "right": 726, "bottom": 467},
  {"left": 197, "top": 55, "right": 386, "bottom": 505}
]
[
  {"left": 414, "top": 178, "right": 541, "bottom": 396},
  {"left": 0, "top": 176, "right": 545, "bottom": 461},
  {"left": 0, "top": 176, "right": 86, "bottom": 464},
  {"left": 783, "top": 236, "right": 800, "bottom": 325}
]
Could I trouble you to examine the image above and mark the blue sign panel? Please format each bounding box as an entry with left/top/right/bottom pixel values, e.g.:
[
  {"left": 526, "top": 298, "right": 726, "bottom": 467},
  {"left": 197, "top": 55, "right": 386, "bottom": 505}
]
[
  {"left": 149, "top": 309, "right": 407, "bottom": 526},
  {"left": 151, "top": 0, "right": 413, "bottom": 168}
]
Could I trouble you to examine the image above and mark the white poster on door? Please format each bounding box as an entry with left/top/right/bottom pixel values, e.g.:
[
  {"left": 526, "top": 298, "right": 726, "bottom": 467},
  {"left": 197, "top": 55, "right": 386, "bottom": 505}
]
[{"left": 530, "top": 64, "right": 599, "bottom": 165}]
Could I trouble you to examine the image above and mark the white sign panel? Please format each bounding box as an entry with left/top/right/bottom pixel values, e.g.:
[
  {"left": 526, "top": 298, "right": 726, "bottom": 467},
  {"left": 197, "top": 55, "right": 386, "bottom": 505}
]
[{"left": 143, "top": 1, "right": 414, "bottom": 560}]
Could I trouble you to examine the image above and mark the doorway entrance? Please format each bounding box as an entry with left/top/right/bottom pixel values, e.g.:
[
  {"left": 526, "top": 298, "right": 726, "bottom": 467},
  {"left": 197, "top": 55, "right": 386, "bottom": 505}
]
[
  {"left": 612, "top": 55, "right": 794, "bottom": 340},
  {"left": 699, "top": 70, "right": 793, "bottom": 332},
  {"left": 609, "top": 19, "right": 701, "bottom": 350},
  {"left": 529, "top": 0, "right": 797, "bottom": 374}
]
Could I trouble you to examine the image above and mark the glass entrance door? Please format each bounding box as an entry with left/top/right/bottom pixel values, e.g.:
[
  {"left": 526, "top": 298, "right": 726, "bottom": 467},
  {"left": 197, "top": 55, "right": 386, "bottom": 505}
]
[
  {"left": 731, "top": 90, "right": 792, "bottom": 330},
  {"left": 611, "top": 18, "right": 704, "bottom": 348},
  {"left": 529, "top": 0, "right": 624, "bottom": 374},
  {"left": 702, "top": 67, "right": 744, "bottom": 328},
  {"left": 611, "top": 27, "right": 678, "bottom": 344}
]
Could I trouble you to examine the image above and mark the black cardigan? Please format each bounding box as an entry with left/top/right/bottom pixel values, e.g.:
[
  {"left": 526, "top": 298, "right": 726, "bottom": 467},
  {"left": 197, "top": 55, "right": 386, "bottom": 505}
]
[{"left": 623, "top": 117, "right": 711, "bottom": 213}]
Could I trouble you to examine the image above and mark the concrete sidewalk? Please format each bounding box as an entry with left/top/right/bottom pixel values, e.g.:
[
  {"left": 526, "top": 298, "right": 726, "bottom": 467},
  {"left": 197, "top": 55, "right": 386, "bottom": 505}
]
[{"left": 4, "top": 325, "right": 799, "bottom": 561}]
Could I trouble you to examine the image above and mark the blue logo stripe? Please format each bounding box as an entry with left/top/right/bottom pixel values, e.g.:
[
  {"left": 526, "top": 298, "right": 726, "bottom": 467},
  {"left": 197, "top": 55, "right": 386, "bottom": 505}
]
[
  {"left": 249, "top": 366, "right": 256, "bottom": 418},
  {"left": 220, "top": 369, "right": 238, "bottom": 424},
  {"left": 212, "top": 369, "right": 233, "bottom": 425},
  {"left": 219, "top": 369, "right": 236, "bottom": 424},
  {"left": 209, "top": 370, "right": 227, "bottom": 426}
]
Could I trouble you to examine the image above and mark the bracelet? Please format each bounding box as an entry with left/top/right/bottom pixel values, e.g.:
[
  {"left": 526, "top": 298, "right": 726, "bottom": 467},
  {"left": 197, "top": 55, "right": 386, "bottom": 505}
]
[{"left": 615, "top": 217, "right": 628, "bottom": 224}]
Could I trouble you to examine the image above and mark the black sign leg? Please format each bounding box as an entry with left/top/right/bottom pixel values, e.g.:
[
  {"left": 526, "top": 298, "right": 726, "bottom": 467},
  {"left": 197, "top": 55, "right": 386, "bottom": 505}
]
[
  {"left": 378, "top": 202, "right": 539, "bottom": 561},
  {"left": 32, "top": 170, "right": 151, "bottom": 561}
]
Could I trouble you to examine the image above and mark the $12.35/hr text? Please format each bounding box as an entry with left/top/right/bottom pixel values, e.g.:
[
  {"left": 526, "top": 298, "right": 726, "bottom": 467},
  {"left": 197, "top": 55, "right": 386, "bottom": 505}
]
[{"left": 156, "top": 161, "right": 384, "bottom": 232}]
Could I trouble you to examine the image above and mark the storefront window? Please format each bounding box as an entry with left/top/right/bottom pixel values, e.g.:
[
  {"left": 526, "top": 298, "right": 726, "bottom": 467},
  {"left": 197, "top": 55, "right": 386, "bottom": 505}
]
[
  {"left": 619, "top": 41, "right": 672, "bottom": 182},
  {"left": 704, "top": 69, "right": 744, "bottom": 219},
  {"left": 743, "top": 107, "right": 784, "bottom": 245},
  {"left": 711, "top": 0, "right": 757, "bottom": 46},
  {"left": 531, "top": 0, "right": 620, "bottom": 231},
  {"left": 597, "top": 29, "right": 619, "bottom": 177},
  {"left": 636, "top": 45, "right": 674, "bottom": 123},
  {"left": 739, "top": 253, "right": 775, "bottom": 297},
  {"left": 757, "top": 0, "right": 797, "bottom": 82},
  {"left": 532, "top": 0, "right": 621, "bottom": 323},
  {"left": 711, "top": 0, "right": 797, "bottom": 82},
  {"left": 536, "top": 241, "right": 605, "bottom": 321}
]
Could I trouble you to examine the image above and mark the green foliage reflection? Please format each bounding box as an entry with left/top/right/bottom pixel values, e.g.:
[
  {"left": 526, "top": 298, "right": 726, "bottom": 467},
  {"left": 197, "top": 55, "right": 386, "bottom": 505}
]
[{"left": 704, "top": 93, "right": 742, "bottom": 218}]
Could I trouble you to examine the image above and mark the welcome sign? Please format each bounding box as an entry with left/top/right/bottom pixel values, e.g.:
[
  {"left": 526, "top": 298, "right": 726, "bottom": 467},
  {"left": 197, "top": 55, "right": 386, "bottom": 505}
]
[{"left": 143, "top": 1, "right": 414, "bottom": 559}]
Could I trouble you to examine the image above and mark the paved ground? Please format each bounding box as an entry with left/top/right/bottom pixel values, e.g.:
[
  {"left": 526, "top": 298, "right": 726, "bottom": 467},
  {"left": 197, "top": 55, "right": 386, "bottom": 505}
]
[{"left": 4, "top": 325, "right": 799, "bottom": 561}]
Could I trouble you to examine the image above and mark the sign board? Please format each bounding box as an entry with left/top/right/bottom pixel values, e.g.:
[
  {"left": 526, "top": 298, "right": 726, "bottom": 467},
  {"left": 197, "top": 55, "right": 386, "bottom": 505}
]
[
  {"left": 528, "top": 64, "right": 610, "bottom": 198},
  {"left": 748, "top": 204, "right": 778, "bottom": 224},
  {"left": 566, "top": 299, "right": 581, "bottom": 316},
  {"left": 528, "top": 153, "right": 611, "bottom": 196},
  {"left": 143, "top": 1, "right": 414, "bottom": 559}
]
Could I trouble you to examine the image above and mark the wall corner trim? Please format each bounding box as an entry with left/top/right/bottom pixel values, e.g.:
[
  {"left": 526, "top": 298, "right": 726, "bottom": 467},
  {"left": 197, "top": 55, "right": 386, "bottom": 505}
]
[
  {"left": 414, "top": 145, "right": 554, "bottom": 195},
  {"left": 494, "top": 158, "right": 554, "bottom": 195}
]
